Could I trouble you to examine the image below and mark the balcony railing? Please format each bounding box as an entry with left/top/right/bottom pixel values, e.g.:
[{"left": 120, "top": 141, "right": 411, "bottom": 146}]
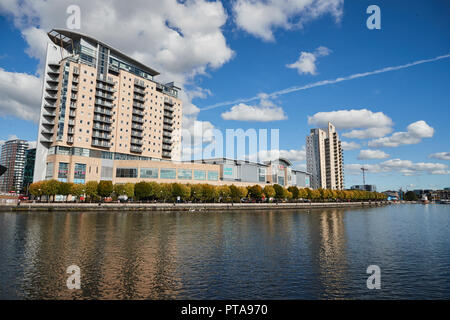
[
  {"left": 133, "top": 87, "right": 145, "bottom": 95},
  {"left": 132, "top": 109, "right": 144, "bottom": 116},
  {"left": 163, "top": 125, "right": 173, "bottom": 132},
  {"left": 131, "top": 130, "right": 143, "bottom": 138},
  {"left": 92, "top": 140, "right": 111, "bottom": 148},
  {"left": 94, "top": 107, "right": 112, "bottom": 116},
  {"left": 131, "top": 123, "right": 143, "bottom": 131},
  {"left": 95, "top": 99, "right": 113, "bottom": 108},
  {"left": 96, "top": 83, "right": 116, "bottom": 93},
  {"left": 94, "top": 115, "right": 113, "bottom": 124},
  {"left": 133, "top": 102, "right": 144, "bottom": 109},
  {"left": 132, "top": 116, "right": 144, "bottom": 124},
  {"left": 97, "top": 74, "right": 115, "bottom": 85},
  {"left": 131, "top": 139, "right": 143, "bottom": 146},
  {"left": 162, "top": 151, "right": 171, "bottom": 158},
  {"left": 130, "top": 146, "right": 143, "bottom": 153},
  {"left": 92, "top": 131, "right": 111, "bottom": 139},
  {"left": 95, "top": 91, "right": 115, "bottom": 101},
  {"left": 164, "top": 97, "right": 174, "bottom": 105},
  {"left": 93, "top": 124, "right": 112, "bottom": 132},
  {"left": 133, "top": 95, "right": 145, "bottom": 103},
  {"left": 134, "top": 79, "right": 146, "bottom": 88}
]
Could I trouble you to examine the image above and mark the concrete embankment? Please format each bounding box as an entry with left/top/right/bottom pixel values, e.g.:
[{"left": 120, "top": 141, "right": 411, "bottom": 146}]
[{"left": 2, "top": 201, "right": 389, "bottom": 212}]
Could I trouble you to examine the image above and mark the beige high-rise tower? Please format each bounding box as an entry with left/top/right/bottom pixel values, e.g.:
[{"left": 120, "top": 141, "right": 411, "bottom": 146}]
[
  {"left": 306, "top": 122, "right": 344, "bottom": 190},
  {"left": 34, "top": 30, "right": 183, "bottom": 183}
]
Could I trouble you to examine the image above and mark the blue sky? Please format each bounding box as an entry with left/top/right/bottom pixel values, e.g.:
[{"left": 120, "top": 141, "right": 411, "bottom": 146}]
[{"left": 0, "top": 0, "right": 449, "bottom": 190}]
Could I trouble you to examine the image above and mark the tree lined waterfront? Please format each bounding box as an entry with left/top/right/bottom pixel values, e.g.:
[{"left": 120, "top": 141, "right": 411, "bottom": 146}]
[{"left": 28, "top": 180, "right": 387, "bottom": 203}]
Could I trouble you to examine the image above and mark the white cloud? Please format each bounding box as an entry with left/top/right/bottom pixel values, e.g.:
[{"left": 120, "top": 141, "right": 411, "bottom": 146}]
[
  {"left": 0, "top": 0, "right": 234, "bottom": 132},
  {"left": 233, "top": 0, "right": 343, "bottom": 41},
  {"left": 357, "top": 149, "right": 389, "bottom": 160},
  {"left": 368, "top": 120, "right": 434, "bottom": 148},
  {"left": 341, "top": 141, "right": 361, "bottom": 150},
  {"left": 429, "top": 152, "right": 450, "bottom": 161},
  {"left": 346, "top": 159, "right": 450, "bottom": 176},
  {"left": 250, "top": 147, "right": 306, "bottom": 163},
  {"left": 286, "top": 46, "right": 332, "bottom": 75},
  {"left": 221, "top": 96, "right": 287, "bottom": 122},
  {"left": 308, "top": 109, "right": 393, "bottom": 130},
  {"left": 342, "top": 126, "right": 393, "bottom": 139},
  {"left": 0, "top": 68, "right": 42, "bottom": 122}
]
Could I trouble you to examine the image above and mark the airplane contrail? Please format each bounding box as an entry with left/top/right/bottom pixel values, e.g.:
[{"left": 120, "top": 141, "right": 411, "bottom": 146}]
[{"left": 199, "top": 53, "right": 450, "bottom": 111}]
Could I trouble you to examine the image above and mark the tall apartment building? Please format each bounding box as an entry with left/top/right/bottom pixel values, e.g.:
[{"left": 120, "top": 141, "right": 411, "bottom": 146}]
[
  {"left": 0, "top": 139, "right": 29, "bottom": 192},
  {"left": 34, "top": 30, "right": 184, "bottom": 183},
  {"left": 306, "top": 122, "right": 344, "bottom": 190}
]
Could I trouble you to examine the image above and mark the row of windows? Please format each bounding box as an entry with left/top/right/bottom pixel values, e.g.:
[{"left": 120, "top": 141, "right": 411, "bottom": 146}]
[{"left": 116, "top": 167, "right": 219, "bottom": 181}]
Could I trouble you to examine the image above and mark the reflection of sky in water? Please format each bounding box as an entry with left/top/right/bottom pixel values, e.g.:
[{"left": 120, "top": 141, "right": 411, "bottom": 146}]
[{"left": 0, "top": 204, "right": 448, "bottom": 299}]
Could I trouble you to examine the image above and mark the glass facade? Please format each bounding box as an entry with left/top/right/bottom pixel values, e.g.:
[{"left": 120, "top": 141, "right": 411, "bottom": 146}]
[
  {"left": 207, "top": 171, "right": 218, "bottom": 181},
  {"left": 178, "top": 169, "right": 192, "bottom": 180},
  {"left": 160, "top": 169, "right": 176, "bottom": 179},
  {"left": 116, "top": 168, "right": 137, "bottom": 178},
  {"left": 45, "top": 162, "right": 54, "bottom": 180},
  {"left": 58, "top": 162, "right": 69, "bottom": 182},
  {"left": 74, "top": 163, "right": 86, "bottom": 184},
  {"left": 194, "top": 170, "right": 206, "bottom": 180},
  {"left": 258, "top": 168, "right": 266, "bottom": 183},
  {"left": 140, "top": 168, "right": 159, "bottom": 179}
]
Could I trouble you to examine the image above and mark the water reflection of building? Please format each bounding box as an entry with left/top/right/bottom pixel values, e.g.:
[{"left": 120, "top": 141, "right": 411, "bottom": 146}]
[{"left": 307, "top": 209, "right": 349, "bottom": 298}]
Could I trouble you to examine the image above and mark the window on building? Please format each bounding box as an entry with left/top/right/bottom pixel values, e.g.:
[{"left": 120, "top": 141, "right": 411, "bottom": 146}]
[
  {"left": 45, "top": 162, "right": 54, "bottom": 180},
  {"left": 58, "top": 162, "right": 69, "bottom": 182},
  {"left": 74, "top": 163, "right": 86, "bottom": 184},
  {"left": 116, "top": 168, "right": 137, "bottom": 178},
  {"left": 207, "top": 171, "right": 218, "bottom": 181},
  {"left": 194, "top": 170, "right": 206, "bottom": 180},
  {"left": 160, "top": 168, "right": 176, "bottom": 179},
  {"left": 178, "top": 169, "right": 192, "bottom": 180},
  {"left": 140, "top": 168, "right": 159, "bottom": 179},
  {"left": 258, "top": 168, "right": 266, "bottom": 183}
]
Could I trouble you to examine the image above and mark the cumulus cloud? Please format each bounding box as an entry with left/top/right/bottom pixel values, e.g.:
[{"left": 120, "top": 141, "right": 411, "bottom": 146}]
[
  {"left": 342, "top": 126, "right": 393, "bottom": 139},
  {"left": 346, "top": 159, "right": 450, "bottom": 176},
  {"left": 341, "top": 141, "right": 361, "bottom": 150},
  {"left": 0, "top": 0, "right": 234, "bottom": 136},
  {"left": 429, "top": 152, "right": 450, "bottom": 161},
  {"left": 250, "top": 147, "right": 306, "bottom": 163},
  {"left": 308, "top": 109, "right": 393, "bottom": 130},
  {"left": 357, "top": 149, "right": 389, "bottom": 160},
  {"left": 233, "top": 0, "right": 343, "bottom": 41},
  {"left": 0, "top": 68, "right": 42, "bottom": 122},
  {"left": 221, "top": 96, "right": 287, "bottom": 122},
  {"left": 286, "top": 46, "right": 331, "bottom": 75},
  {"left": 368, "top": 120, "right": 434, "bottom": 148}
]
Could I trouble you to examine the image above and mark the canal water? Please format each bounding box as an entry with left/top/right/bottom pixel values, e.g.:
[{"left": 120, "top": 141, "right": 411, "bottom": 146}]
[{"left": 0, "top": 204, "right": 449, "bottom": 299}]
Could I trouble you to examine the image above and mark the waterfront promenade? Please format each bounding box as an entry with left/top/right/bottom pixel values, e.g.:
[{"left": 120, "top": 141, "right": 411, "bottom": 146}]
[{"left": 1, "top": 201, "right": 389, "bottom": 212}]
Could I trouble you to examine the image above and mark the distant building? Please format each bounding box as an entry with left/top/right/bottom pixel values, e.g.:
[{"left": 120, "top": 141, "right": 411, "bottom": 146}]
[
  {"left": 306, "top": 122, "right": 344, "bottom": 190},
  {"left": 0, "top": 139, "right": 29, "bottom": 193},
  {"left": 192, "top": 158, "right": 311, "bottom": 188},
  {"left": 350, "top": 184, "right": 377, "bottom": 192},
  {"left": 23, "top": 148, "right": 36, "bottom": 192}
]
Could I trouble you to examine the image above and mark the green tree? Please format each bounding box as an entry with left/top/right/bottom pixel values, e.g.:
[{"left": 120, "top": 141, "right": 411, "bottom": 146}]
[
  {"left": 405, "top": 191, "right": 418, "bottom": 201},
  {"left": 287, "top": 186, "right": 299, "bottom": 200},
  {"left": 97, "top": 180, "right": 113, "bottom": 199},
  {"left": 85, "top": 181, "right": 99, "bottom": 202},
  {"left": 217, "top": 185, "right": 231, "bottom": 202},
  {"left": 298, "top": 188, "right": 308, "bottom": 199},
  {"left": 202, "top": 184, "right": 219, "bottom": 202},
  {"left": 273, "top": 184, "right": 285, "bottom": 200},
  {"left": 172, "top": 183, "right": 191, "bottom": 202},
  {"left": 247, "top": 185, "right": 263, "bottom": 200},
  {"left": 70, "top": 183, "right": 85, "bottom": 202},
  {"left": 58, "top": 182, "right": 73, "bottom": 202},
  {"left": 29, "top": 181, "right": 44, "bottom": 200},
  {"left": 229, "top": 185, "right": 242, "bottom": 203},
  {"left": 134, "top": 181, "right": 151, "bottom": 200},
  {"left": 41, "top": 180, "right": 60, "bottom": 202},
  {"left": 190, "top": 184, "right": 203, "bottom": 202},
  {"left": 263, "top": 185, "right": 275, "bottom": 201}
]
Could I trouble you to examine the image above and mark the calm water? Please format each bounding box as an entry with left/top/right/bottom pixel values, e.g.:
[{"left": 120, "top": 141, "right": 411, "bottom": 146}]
[{"left": 0, "top": 204, "right": 449, "bottom": 299}]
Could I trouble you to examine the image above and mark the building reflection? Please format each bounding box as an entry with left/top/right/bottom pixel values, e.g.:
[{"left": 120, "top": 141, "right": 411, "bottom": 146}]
[{"left": 306, "top": 208, "right": 350, "bottom": 298}]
